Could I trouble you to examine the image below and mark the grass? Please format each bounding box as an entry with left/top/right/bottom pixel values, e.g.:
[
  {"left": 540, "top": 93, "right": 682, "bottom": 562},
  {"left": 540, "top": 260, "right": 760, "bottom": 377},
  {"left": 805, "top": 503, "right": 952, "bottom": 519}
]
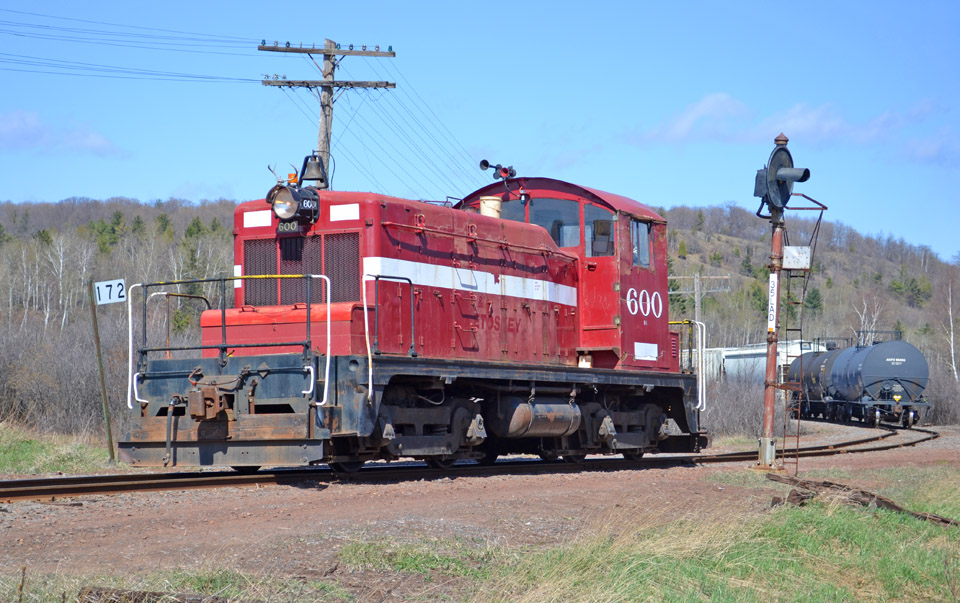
[
  {"left": 478, "top": 465, "right": 960, "bottom": 602},
  {"left": 1, "top": 567, "right": 353, "bottom": 602},
  {"left": 339, "top": 538, "right": 496, "bottom": 579},
  {"left": 4, "top": 463, "right": 959, "bottom": 601},
  {"left": 0, "top": 421, "right": 115, "bottom": 475}
]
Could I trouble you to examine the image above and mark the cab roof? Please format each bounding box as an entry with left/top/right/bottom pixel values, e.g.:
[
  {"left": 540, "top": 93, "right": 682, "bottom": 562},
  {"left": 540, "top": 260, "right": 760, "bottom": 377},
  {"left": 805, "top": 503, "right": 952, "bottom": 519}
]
[{"left": 459, "top": 177, "right": 665, "bottom": 223}]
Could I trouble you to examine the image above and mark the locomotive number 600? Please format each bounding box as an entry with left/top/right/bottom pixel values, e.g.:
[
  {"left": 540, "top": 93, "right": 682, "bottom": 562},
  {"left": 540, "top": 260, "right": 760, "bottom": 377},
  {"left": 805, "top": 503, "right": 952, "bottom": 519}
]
[{"left": 626, "top": 288, "right": 662, "bottom": 318}]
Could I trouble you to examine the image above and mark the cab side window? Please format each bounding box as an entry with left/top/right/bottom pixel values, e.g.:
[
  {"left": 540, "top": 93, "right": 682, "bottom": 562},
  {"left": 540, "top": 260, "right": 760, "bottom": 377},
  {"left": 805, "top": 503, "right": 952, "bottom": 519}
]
[
  {"left": 584, "top": 204, "right": 615, "bottom": 257},
  {"left": 529, "top": 197, "right": 580, "bottom": 248},
  {"left": 632, "top": 220, "right": 652, "bottom": 268}
]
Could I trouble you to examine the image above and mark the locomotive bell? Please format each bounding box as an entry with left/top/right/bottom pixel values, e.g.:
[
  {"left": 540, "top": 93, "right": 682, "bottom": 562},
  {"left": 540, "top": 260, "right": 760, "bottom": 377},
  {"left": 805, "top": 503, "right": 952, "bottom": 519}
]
[{"left": 301, "top": 154, "right": 326, "bottom": 185}]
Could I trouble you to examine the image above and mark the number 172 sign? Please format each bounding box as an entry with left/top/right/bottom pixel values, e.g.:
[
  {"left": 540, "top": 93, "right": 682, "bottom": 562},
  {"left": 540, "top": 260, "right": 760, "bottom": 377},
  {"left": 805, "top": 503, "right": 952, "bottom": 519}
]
[{"left": 94, "top": 279, "right": 126, "bottom": 305}]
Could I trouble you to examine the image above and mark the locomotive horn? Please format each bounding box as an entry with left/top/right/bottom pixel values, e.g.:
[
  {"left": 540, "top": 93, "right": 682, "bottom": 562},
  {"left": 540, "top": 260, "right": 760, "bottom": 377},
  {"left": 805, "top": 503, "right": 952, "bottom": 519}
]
[{"left": 479, "top": 158, "right": 516, "bottom": 180}]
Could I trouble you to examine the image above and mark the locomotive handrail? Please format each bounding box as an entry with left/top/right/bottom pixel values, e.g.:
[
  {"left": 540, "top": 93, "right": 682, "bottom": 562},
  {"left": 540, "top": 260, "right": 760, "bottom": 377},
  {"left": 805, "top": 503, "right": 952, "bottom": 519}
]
[
  {"left": 126, "top": 274, "right": 332, "bottom": 410},
  {"left": 670, "top": 319, "right": 707, "bottom": 412},
  {"left": 360, "top": 273, "right": 418, "bottom": 402}
]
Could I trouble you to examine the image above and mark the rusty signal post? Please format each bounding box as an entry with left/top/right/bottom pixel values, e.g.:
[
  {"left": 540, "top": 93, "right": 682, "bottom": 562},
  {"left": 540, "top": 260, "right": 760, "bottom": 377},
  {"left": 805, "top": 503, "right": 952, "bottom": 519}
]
[{"left": 753, "top": 134, "right": 811, "bottom": 468}]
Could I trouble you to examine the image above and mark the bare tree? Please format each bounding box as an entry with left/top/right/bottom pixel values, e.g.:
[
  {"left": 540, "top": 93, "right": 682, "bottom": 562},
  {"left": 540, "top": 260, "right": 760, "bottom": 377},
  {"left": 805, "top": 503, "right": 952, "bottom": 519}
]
[
  {"left": 946, "top": 277, "right": 960, "bottom": 382},
  {"left": 853, "top": 297, "right": 883, "bottom": 340}
]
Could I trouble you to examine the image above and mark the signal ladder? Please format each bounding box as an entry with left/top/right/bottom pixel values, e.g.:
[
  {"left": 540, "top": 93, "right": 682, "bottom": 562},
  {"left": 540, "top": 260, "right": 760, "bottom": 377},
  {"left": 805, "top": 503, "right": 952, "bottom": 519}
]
[
  {"left": 774, "top": 192, "right": 826, "bottom": 475},
  {"left": 778, "top": 267, "right": 808, "bottom": 476}
]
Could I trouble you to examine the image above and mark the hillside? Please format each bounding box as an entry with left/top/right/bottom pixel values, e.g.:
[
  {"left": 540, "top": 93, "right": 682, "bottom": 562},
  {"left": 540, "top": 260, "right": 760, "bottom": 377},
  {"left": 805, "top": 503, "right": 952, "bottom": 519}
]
[{"left": 0, "top": 196, "right": 956, "bottom": 433}]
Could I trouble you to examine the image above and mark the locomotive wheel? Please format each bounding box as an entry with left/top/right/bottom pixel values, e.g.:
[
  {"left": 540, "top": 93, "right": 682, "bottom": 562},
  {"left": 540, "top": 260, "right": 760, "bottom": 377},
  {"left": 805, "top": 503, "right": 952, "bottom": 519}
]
[
  {"left": 426, "top": 458, "right": 457, "bottom": 470},
  {"left": 329, "top": 461, "right": 365, "bottom": 474},
  {"left": 562, "top": 454, "right": 586, "bottom": 464},
  {"left": 622, "top": 451, "right": 644, "bottom": 461},
  {"left": 538, "top": 451, "right": 559, "bottom": 462}
]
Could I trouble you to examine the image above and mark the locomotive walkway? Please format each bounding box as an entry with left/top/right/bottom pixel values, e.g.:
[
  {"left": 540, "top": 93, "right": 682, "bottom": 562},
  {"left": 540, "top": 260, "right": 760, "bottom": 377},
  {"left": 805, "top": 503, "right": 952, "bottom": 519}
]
[{"left": 0, "top": 426, "right": 939, "bottom": 503}]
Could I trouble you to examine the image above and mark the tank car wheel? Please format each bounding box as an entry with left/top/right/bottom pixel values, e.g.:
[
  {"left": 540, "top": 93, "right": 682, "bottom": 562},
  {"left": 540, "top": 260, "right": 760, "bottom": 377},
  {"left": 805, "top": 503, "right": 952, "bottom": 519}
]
[
  {"left": 562, "top": 454, "right": 586, "bottom": 464},
  {"left": 231, "top": 466, "right": 261, "bottom": 473},
  {"left": 329, "top": 461, "right": 365, "bottom": 474},
  {"left": 426, "top": 458, "right": 457, "bottom": 470},
  {"left": 622, "top": 451, "right": 644, "bottom": 461}
]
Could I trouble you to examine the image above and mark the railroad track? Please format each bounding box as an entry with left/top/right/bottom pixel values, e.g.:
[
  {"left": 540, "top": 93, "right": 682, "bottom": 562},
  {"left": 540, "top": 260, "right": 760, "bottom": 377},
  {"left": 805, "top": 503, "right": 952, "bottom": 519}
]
[{"left": 0, "top": 426, "right": 939, "bottom": 503}]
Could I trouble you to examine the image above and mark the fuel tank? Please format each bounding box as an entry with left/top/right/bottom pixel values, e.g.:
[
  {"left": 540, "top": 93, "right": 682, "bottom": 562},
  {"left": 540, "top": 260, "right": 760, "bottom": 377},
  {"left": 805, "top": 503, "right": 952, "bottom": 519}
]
[{"left": 485, "top": 396, "right": 582, "bottom": 438}]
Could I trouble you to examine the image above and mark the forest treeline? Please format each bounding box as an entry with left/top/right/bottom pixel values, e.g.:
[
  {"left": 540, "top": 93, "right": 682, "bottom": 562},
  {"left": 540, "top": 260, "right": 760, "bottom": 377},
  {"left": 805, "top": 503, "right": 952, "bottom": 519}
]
[{"left": 0, "top": 196, "right": 957, "bottom": 437}]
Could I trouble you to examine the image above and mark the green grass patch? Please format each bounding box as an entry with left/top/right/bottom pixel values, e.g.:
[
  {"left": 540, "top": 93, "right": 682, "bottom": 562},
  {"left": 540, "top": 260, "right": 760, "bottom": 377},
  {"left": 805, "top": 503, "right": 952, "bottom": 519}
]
[
  {"left": 0, "top": 422, "right": 113, "bottom": 475},
  {"left": 339, "top": 539, "right": 494, "bottom": 579},
  {"left": 0, "top": 566, "right": 352, "bottom": 602},
  {"left": 477, "top": 470, "right": 960, "bottom": 602}
]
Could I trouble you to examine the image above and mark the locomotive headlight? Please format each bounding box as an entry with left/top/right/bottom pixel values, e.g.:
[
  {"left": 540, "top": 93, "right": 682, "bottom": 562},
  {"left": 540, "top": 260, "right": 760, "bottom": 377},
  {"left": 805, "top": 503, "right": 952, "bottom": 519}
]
[
  {"left": 267, "top": 185, "right": 299, "bottom": 220},
  {"left": 266, "top": 184, "right": 320, "bottom": 224}
]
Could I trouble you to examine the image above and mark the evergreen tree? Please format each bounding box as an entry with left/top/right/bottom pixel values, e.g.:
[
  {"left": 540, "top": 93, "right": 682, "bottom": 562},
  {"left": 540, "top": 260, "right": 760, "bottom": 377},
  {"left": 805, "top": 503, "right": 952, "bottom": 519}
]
[{"left": 804, "top": 287, "right": 823, "bottom": 315}]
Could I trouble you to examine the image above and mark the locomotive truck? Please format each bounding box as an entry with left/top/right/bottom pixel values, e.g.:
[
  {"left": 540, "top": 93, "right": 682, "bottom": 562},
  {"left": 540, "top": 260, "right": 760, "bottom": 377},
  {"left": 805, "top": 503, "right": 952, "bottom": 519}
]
[{"left": 119, "top": 156, "right": 707, "bottom": 471}]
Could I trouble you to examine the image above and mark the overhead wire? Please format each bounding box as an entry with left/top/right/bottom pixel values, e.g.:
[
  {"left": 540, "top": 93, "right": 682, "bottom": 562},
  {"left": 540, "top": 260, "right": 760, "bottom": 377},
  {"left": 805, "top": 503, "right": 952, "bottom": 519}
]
[
  {"left": 4, "top": 8, "right": 482, "bottom": 197},
  {"left": 0, "top": 8, "right": 252, "bottom": 42},
  {"left": 364, "top": 59, "right": 484, "bottom": 189},
  {"left": 337, "top": 65, "right": 465, "bottom": 194},
  {"left": 381, "top": 59, "right": 487, "bottom": 186},
  {"left": 338, "top": 102, "right": 447, "bottom": 199},
  {"left": 283, "top": 86, "right": 388, "bottom": 195},
  {"left": 0, "top": 51, "right": 258, "bottom": 82}
]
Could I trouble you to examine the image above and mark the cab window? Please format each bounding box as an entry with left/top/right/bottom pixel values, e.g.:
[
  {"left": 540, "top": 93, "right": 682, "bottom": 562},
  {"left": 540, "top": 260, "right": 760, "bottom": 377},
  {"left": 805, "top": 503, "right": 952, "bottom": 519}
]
[
  {"left": 500, "top": 198, "right": 526, "bottom": 223},
  {"left": 585, "top": 204, "right": 615, "bottom": 257},
  {"left": 632, "top": 220, "right": 652, "bottom": 268},
  {"left": 529, "top": 197, "right": 580, "bottom": 248}
]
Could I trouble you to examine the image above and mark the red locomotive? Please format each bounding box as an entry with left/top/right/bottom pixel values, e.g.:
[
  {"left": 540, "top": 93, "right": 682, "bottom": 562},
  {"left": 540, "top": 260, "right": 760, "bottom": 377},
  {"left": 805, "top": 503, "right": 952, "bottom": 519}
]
[{"left": 120, "top": 155, "right": 706, "bottom": 470}]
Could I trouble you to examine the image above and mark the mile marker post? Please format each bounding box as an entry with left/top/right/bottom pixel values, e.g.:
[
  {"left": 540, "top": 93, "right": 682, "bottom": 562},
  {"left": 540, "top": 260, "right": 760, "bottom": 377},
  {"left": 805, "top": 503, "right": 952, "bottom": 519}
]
[{"left": 89, "top": 278, "right": 126, "bottom": 463}]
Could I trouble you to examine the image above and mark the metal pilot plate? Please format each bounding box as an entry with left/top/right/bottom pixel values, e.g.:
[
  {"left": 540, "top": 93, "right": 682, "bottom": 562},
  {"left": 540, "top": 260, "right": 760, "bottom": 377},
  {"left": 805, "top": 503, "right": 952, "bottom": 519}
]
[{"left": 783, "top": 246, "right": 812, "bottom": 270}]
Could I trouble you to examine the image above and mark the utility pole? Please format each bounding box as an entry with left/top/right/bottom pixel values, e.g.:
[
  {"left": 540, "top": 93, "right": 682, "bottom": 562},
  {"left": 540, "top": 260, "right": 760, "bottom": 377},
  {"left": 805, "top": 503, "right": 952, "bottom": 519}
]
[
  {"left": 259, "top": 39, "right": 396, "bottom": 188},
  {"left": 669, "top": 274, "right": 731, "bottom": 324}
]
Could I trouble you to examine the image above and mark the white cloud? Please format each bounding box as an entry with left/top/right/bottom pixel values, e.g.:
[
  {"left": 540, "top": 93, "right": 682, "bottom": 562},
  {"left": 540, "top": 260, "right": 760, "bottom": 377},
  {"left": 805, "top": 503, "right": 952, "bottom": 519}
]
[
  {"left": 903, "top": 127, "right": 958, "bottom": 166},
  {"left": 753, "top": 103, "right": 896, "bottom": 144},
  {"left": 0, "top": 110, "right": 123, "bottom": 156},
  {"left": 636, "top": 93, "right": 749, "bottom": 143},
  {"left": 626, "top": 94, "right": 953, "bottom": 166}
]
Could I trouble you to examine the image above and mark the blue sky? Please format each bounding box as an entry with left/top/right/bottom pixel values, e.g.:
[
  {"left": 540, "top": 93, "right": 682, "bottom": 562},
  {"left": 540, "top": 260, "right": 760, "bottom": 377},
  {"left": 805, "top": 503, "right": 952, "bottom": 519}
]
[{"left": 1, "top": 1, "right": 958, "bottom": 261}]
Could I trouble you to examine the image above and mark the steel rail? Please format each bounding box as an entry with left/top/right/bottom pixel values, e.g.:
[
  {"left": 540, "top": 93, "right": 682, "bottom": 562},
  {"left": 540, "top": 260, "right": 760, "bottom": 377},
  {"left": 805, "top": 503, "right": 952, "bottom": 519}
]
[{"left": 0, "top": 427, "right": 939, "bottom": 503}]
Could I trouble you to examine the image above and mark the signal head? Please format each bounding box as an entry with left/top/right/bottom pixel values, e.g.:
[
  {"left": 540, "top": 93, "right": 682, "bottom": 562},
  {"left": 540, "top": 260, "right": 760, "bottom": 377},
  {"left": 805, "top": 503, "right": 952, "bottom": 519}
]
[{"left": 753, "top": 135, "right": 811, "bottom": 211}]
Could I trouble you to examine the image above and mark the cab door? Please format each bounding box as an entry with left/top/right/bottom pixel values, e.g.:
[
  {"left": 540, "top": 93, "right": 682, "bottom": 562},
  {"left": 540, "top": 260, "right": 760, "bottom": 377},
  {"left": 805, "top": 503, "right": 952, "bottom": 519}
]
[
  {"left": 619, "top": 217, "right": 667, "bottom": 369},
  {"left": 578, "top": 202, "right": 621, "bottom": 367}
]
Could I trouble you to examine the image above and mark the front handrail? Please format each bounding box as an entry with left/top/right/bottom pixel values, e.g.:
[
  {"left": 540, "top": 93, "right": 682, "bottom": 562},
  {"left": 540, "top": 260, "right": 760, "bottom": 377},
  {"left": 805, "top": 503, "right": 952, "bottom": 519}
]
[{"left": 127, "top": 274, "right": 332, "bottom": 409}]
